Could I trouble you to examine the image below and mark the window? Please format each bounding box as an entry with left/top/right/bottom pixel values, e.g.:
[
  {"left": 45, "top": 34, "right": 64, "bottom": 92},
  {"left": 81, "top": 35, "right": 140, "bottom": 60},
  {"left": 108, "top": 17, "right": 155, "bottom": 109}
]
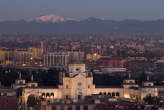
[
  {"left": 43, "top": 106, "right": 46, "bottom": 110},
  {"left": 42, "top": 93, "right": 45, "bottom": 96},
  {"left": 88, "top": 85, "right": 90, "bottom": 88},
  {"left": 76, "top": 68, "right": 80, "bottom": 71},
  {"left": 116, "top": 92, "right": 120, "bottom": 97},
  {"left": 78, "top": 82, "right": 82, "bottom": 86},
  {"left": 108, "top": 92, "right": 111, "bottom": 96},
  {"left": 66, "top": 95, "right": 69, "bottom": 99},
  {"left": 76, "top": 105, "right": 80, "bottom": 110},
  {"left": 60, "top": 106, "right": 64, "bottom": 110},
  {"left": 31, "top": 84, "right": 35, "bottom": 88},
  {"left": 46, "top": 93, "right": 50, "bottom": 97},
  {"left": 68, "top": 106, "right": 72, "bottom": 110},
  {"left": 112, "top": 93, "right": 115, "bottom": 97},
  {"left": 51, "top": 93, "right": 54, "bottom": 96},
  {"left": 66, "top": 85, "right": 69, "bottom": 89},
  {"left": 78, "top": 95, "right": 82, "bottom": 100},
  {"left": 52, "top": 106, "right": 56, "bottom": 110},
  {"left": 84, "top": 105, "right": 88, "bottom": 110}
]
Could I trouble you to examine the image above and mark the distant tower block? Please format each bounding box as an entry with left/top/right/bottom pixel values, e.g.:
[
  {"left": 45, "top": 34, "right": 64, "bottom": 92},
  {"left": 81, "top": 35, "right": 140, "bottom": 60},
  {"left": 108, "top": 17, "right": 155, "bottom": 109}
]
[{"left": 40, "top": 41, "right": 46, "bottom": 53}]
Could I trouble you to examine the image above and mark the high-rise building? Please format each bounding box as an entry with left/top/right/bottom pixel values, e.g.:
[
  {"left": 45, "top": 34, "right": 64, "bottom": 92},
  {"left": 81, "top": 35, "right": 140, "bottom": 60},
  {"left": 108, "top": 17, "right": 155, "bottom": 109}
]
[
  {"left": 14, "top": 50, "right": 32, "bottom": 66},
  {"left": 28, "top": 47, "right": 43, "bottom": 60},
  {"left": 0, "top": 49, "right": 14, "bottom": 65}
]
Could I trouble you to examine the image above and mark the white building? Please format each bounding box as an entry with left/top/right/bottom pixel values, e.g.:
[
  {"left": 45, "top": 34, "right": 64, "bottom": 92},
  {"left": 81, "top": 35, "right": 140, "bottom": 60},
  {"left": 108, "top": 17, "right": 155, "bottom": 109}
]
[{"left": 20, "top": 63, "right": 158, "bottom": 103}]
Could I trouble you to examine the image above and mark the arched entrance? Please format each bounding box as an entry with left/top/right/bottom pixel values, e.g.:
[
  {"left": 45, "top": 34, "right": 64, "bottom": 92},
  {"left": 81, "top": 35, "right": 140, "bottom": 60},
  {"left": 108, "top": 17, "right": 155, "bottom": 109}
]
[{"left": 78, "top": 92, "right": 82, "bottom": 100}]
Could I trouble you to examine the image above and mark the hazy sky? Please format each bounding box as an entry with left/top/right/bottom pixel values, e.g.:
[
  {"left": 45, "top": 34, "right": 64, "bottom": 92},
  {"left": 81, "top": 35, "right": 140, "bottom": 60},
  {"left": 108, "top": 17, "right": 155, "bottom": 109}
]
[{"left": 0, "top": 0, "right": 163, "bottom": 21}]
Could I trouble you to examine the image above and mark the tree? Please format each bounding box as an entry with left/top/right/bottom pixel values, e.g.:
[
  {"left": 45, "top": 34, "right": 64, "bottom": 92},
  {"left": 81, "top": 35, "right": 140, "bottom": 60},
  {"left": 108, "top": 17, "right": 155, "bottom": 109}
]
[
  {"left": 144, "top": 95, "right": 154, "bottom": 104},
  {"left": 27, "top": 95, "right": 36, "bottom": 107},
  {"left": 144, "top": 95, "right": 164, "bottom": 105}
]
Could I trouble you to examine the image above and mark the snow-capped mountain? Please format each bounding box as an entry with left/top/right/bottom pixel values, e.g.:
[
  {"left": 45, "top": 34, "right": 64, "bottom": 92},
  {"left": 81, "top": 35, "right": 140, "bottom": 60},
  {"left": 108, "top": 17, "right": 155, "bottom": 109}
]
[{"left": 27, "top": 14, "right": 77, "bottom": 23}]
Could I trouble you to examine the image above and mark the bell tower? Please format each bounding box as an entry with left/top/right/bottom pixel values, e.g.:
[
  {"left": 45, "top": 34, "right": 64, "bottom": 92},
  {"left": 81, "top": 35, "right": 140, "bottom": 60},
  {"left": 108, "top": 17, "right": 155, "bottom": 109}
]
[{"left": 12, "top": 72, "right": 27, "bottom": 89}]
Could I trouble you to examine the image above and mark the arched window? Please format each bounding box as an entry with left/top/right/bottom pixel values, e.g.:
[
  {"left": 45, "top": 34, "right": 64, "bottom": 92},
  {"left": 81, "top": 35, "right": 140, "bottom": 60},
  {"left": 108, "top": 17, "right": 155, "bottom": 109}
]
[
  {"left": 116, "top": 92, "right": 120, "bottom": 97},
  {"left": 99, "top": 92, "right": 102, "bottom": 95},
  {"left": 108, "top": 92, "right": 111, "bottom": 96},
  {"left": 104, "top": 92, "right": 107, "bottom": 95},
  {"left": 20, "top": 81, "right": 23, "bottom": 85},
  {"left": 46, "top": 93, "right": 50, "bottom": 97},
  {"left": 51, "top": 93, "right": 54, "bottom": 96},
  {"left": 42, "top": 93, "right": 45, "bottom": 96},
  {"left": 66, "top": 95, "right": 69, "bottom": 99},
  {"left": 112, "top": 92, "right": 115, "bottom": 97}
]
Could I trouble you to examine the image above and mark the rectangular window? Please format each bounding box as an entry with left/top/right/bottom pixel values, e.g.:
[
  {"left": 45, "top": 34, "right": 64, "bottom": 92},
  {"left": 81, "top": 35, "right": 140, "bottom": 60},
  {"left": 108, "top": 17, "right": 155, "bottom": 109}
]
[
  {"left": 60, "top": 106, "right": 64, "bottom": 110},
  {"left": 76, "top": 105, "right": 80, "bottom": 110},
  {"left": 68, "top": 106, "right": 72, "bottom": 110},
  {"left": 52, "top": 106, "right": 56, "bottom": 110},
  {"left": 84, "top": 105, "right": 88, "bottom": 110}
]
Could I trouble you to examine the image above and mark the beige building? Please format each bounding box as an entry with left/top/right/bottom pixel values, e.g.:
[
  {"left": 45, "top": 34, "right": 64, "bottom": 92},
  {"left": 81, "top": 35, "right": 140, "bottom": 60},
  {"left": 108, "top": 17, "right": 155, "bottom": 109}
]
[
  {"left": 0, "top": 49, "right": 32, "bottom": 66},
  {"left": 28, "top": 47, "right": 43, "bottom": 60},
  {"left": 0, "top": 49, "right": 14, "bottom": 65},
  {"left": 20, "top": 64, "right": 158, "bottom": 104},
  {"left": 14, "top": 50, "right": 32, "bottom": 66}
]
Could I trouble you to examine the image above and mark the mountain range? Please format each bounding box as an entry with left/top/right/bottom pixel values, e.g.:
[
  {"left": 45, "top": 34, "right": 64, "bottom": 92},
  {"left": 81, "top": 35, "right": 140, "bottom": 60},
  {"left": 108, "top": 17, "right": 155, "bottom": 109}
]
[{"left": 0, "top": 14, "right": 164, "bottom": 35}]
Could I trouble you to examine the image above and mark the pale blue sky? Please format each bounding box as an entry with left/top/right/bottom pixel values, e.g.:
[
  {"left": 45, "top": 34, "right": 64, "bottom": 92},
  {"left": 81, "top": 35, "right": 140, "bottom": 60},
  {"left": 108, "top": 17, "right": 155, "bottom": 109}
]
[{"left": 0, "top": 0, "right": 163, "bottom": 21}]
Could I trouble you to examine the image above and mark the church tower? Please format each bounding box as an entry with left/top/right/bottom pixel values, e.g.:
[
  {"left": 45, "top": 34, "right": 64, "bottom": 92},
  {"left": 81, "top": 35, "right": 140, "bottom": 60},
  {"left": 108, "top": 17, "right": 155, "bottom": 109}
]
[
  {"left": 62, "top": 64, "right": 95, "bottom": 100},
  {"left": 123, "top": 72, "right": 139, "bottom": 88},
  {"left": 26, "top": 75, "right": 38, "bottom": 88},
  {"left": 140, "top": 74, "right": 158, "bottom": 101},
  {"left": 68, "top": 63, "right": 86, "bottom": 77},
  {"left": 142, "top": 75, "right": 154, "bottom": 87},
  {"left": 12, "top": 72, "right": 27, "bottom": 89}
]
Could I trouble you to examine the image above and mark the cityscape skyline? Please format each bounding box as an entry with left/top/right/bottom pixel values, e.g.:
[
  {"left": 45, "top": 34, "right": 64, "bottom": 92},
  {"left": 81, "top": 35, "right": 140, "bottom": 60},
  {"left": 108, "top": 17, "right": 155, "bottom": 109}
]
[
  {"left": 1, "top": 1, "right": 164, "bottom": 110},
  {"left": 0, "top": 0, "right": 163, "bottom": 21}
]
